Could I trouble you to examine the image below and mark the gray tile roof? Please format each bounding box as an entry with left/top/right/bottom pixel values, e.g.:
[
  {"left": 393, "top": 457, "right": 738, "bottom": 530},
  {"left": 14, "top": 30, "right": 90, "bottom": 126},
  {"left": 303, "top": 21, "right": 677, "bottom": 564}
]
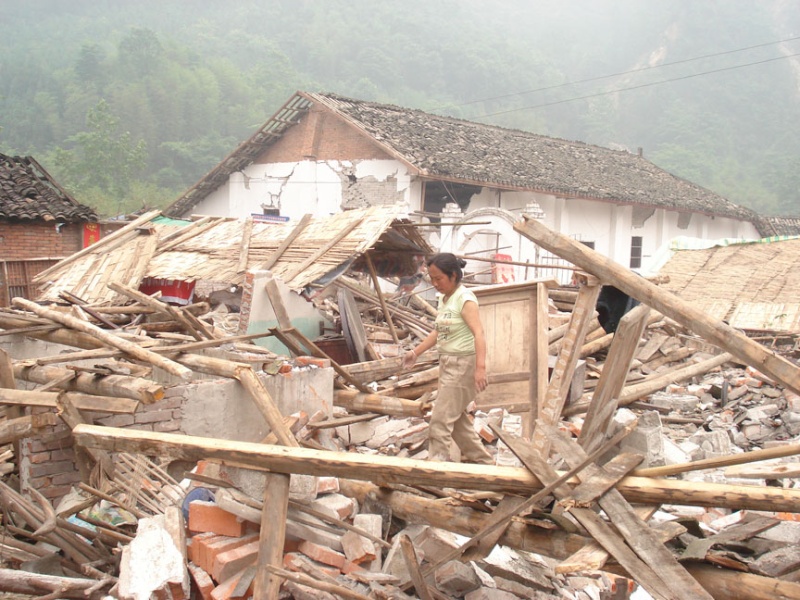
[
  {"left": 753, "top": 215, "right": 800, "bottom": 238},
  {"left": 168, "top": 91, "right": 759, "bottom": 223},
  {"left": 0, "top": 154, "right": 97, "bottom": 223}
]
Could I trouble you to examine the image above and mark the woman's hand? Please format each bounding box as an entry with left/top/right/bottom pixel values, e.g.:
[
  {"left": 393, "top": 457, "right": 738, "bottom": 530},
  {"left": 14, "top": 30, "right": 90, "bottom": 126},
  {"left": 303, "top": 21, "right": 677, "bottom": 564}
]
[
  {"left": 403, "top": 349, "right": 417, "bottom": 370},
  {"left": 475, "top": 365, "right": 488, "bottom": 392}
]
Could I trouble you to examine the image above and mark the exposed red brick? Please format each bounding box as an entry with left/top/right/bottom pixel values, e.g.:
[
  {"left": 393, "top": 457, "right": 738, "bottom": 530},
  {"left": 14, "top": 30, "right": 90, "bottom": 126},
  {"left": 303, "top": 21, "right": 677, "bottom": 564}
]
[
  {"left": 188, "top": 563, "right": 215, "bottom": 600},
  {"left": 297, "top": 540, "right": 346, "bottom": 570},
  {"left": 188, "top": 501, "right": 245, "bottom": 538},
  {"left": 211, "top": 540, "right": 259, "bottom": 584}
]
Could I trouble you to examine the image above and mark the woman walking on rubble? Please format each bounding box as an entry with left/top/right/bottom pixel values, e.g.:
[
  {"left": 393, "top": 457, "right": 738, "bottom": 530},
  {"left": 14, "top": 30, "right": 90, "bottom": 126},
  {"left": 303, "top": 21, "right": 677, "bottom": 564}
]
[{"left": 403, "top": 253, "right": 494, "bottom": 465}]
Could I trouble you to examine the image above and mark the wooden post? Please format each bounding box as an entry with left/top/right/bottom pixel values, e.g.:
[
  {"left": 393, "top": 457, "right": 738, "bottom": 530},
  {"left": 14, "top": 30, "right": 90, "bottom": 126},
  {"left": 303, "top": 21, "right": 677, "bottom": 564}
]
[
  {"left": 526, "top": 281, "right": 549, "bottom": 439},
  {"left": 252, "top": 473, "right": 290, "bottom": 599},
  {"left": 530, "top": 275, "right": 601, "bottom": 457},
  {"left": 514, "top": 217, "right": 800, "bottom": 395},
  {"left": 365, "top": 252, "right": 399, "bottom": 343}
]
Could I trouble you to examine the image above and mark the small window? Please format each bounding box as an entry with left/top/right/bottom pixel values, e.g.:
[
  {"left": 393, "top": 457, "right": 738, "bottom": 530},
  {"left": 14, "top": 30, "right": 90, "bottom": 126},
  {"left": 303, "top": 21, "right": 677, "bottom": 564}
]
[
  {"left": 630, "top": 236, "right": 643, "bottom": 268},
  {"left": 581, "top": 241, "right": 595, "bottom": 250}
]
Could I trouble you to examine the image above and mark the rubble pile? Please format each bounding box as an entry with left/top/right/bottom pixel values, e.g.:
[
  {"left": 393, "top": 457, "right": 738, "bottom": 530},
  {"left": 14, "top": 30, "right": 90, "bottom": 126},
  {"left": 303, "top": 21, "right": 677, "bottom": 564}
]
[{"left": 0, "top": 216, "right": 798, "bottom": 599}]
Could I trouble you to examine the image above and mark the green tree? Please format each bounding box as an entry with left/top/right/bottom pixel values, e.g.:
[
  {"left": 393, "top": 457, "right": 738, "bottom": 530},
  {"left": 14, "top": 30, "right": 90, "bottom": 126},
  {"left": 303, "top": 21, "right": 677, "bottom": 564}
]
[{"left": 54, "top": 99, "right": 147, "bottom": 215}]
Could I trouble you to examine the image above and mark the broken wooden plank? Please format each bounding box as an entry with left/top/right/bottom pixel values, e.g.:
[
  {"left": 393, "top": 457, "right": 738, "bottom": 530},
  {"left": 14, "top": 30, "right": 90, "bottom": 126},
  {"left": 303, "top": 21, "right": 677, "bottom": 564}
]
[
  {"left": 545, "top": 424, "right": 713, "bottom": 599},
  {"left": 12, "top": 298, "right": 193, "bottom": 381},
  {"left": 495, "top": 425, "right": 687, "bottom": 600},
  {"left": 530, "top": 274, "right": 601, "bottom": 457},
  {"left": 398, "top": 533, "right": 434, "bottom": 600},
  {"left": 514, "top": 216, "right": 800, "bottom": 394},
  {"left": 578, "top": 303, "right": 651, "bottom": 453}
]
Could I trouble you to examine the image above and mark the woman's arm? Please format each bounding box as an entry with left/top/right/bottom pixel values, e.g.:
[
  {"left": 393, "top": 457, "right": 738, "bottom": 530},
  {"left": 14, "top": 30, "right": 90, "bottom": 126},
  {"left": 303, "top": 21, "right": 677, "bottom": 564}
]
[
  {"left": 403, "top": 328, "right": 438, "bottom": 369},
  {"left": 461, "top": 300, "right": 487, "bottom": 392}
]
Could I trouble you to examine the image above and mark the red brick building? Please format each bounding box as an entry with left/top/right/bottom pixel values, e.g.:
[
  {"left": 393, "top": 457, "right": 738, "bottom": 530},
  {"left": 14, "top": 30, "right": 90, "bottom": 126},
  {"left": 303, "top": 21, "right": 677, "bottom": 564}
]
[{"left": 0, "top": 153, "right": 99, "bottom": 305}]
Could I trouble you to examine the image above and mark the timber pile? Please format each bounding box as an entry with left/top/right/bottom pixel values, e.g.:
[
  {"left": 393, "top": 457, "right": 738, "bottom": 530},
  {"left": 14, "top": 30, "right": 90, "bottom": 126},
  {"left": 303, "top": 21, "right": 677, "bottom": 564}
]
[{"left": 0, "top": 220, "right": 799, "bottom": 597}]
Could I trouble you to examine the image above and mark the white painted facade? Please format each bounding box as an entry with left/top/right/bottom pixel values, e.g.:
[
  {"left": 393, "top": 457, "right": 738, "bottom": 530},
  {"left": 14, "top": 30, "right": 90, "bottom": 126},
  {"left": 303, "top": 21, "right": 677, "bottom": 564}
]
[{"left": 189, "top": 157, "right": 760, "bottom": 285}]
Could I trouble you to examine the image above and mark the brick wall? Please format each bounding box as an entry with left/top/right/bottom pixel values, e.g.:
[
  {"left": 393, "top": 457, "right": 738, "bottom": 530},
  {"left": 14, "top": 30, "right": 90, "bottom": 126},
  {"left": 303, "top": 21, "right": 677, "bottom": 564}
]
[
  {"left": 20, "top": 391, "right": 186, "bottom": 503},
  {"left": 0, "top": 222, "right": 84, "bottom": 261},
  {"left": 256, "top": 108, "right": 392, "bottom": 163}
]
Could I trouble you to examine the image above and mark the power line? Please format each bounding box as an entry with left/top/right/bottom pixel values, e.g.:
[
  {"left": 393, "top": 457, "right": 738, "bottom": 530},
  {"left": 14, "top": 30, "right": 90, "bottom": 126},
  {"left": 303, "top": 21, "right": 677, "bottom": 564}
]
[
  {"left": 472, "top": 51, "right": 800, "bottom": 119},
  {"left": 430, "top": 35, "right": 800, "bottom": 113}
]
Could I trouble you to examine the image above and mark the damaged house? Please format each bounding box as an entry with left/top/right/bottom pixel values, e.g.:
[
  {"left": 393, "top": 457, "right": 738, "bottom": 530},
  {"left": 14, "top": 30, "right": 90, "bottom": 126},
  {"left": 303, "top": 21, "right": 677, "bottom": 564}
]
[{"left": 165, "top": 91, "right": 762, "bottom": 284}]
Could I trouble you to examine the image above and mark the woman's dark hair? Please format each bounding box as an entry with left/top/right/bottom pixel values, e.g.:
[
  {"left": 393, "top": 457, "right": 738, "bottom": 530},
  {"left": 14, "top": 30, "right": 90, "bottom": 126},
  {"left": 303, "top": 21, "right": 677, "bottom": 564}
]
[{"left": 426, "top": 253, "right": 467, "bottom": 283}]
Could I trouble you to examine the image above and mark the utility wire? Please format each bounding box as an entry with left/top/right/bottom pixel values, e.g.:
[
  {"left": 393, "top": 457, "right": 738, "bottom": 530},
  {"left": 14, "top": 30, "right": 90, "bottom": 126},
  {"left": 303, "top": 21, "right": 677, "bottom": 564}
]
[
  {"left": 472, "top": 51, "right": 800, "bottom": 119},
  {"left": 429, "top": 35, "right": 800, "bottom": 113}
]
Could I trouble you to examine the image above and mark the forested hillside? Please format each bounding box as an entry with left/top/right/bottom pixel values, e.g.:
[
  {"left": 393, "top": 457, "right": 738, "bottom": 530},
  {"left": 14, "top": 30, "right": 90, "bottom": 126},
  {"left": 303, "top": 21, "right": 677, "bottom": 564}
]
[{"left": 2, "top": 0, "right": 799, "bottom": 217}]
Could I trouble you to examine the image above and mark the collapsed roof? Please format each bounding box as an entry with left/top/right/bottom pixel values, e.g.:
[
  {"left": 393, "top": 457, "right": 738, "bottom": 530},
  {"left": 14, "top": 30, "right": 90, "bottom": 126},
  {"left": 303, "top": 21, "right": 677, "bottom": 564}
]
[{"left": 33, "top": 206, "right": 431, "bottom": 305}]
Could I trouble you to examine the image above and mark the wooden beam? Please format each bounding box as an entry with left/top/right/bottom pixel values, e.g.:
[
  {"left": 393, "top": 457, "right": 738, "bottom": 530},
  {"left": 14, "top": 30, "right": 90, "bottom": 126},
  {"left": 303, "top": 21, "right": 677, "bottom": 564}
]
[
  {"left": 71, "top": 425, "right": 800, "bottom": 512},
  {"left": 0, "top": 388, "right": 139, "bottom": 414},
  {"left": 14, "top": 363, "right": 164, "bottom": 404},
  {"left": 334, "top": 390, "right": 427, "bottom": 417},
  {"left": 237, "top": 216, "right": 254, "bottom": 274},
  {"left": 252, "top": 473, "right": 290, "bottom": 600},
  {"left": 566, "top": 352, "right": 733, "bottom": 417},
  {"left": 514, "top": 217, "right": 800, "bottom": 395},
  {"left": 526, "top": 281, "right": 549, "bottom": 439},
  {"left": 633, "top": 441, "right": 800, "bottom": 478}
]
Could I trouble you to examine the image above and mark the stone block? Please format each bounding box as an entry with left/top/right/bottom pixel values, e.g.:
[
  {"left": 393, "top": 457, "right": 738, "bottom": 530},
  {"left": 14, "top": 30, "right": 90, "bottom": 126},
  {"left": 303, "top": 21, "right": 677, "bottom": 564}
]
[
  {"left": 341, "top": 529, "right": 377, "bottom": 565},
  {"left": 210, "top": 568, "right": 254, "bottom": 600},
  {"left": 203, "top": 534, "right": 259, "bottom": 576},
  {"left": 465, "top": 587, "right": 523, "bottom": 600},
  {"left": 289, "top": 474, "right": 319, "bottom": 502},
  {"left": 309, "top": 493, "right": 358, "bottom": 520},
  {"left": 118, "top": 514, "right": 190, "bottom": 600},
  {"left": 434, "top": 560, "right": 481, "bottom": 596},
  {"left": 353, "top": 513, "right": 383, "bottom": 571}
]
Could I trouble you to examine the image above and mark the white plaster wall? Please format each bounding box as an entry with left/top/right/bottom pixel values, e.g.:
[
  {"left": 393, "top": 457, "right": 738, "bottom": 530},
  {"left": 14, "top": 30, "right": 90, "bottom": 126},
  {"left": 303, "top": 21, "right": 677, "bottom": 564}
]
[{"left": 191, "top": 159, "right": 415, "bottom": 221}]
